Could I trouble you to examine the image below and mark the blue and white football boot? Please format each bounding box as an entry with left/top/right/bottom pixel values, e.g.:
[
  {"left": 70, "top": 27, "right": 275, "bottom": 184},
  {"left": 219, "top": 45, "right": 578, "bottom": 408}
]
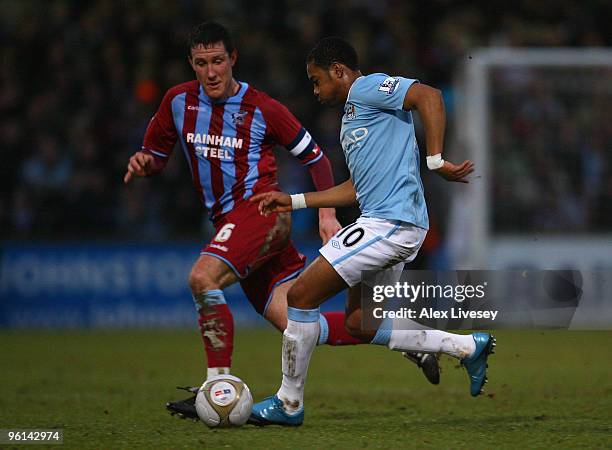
[
  {"left": 248, "top": 395, "right": 304, "bottom": 427},
  {"left": 461, "top": 333, "right": 496, "bottom": 397}
]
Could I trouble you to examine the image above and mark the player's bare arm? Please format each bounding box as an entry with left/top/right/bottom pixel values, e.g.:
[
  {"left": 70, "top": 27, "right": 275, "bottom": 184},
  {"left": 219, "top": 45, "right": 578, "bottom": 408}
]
[
  {"left": 123, "top": 151, "right": 161, "bottom": 183},
  {"left": 403, "top": 83, "right": 474, "bottom": 183},
  {"left": 309, "top": 160, "right": 342, "bottom": 243},
  {"left": 251, "top": 179, "right": 357, "bottom": 216},
  {"left": 304, "top": 151, "right": 342, "bottom": 243},
  {"left": 305, "top": 179, "right": 357, "bottom": 208}
]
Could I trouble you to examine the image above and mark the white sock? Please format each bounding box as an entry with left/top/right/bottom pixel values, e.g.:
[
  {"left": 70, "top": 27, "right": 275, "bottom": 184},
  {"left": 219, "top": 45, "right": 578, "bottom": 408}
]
[
  {"left": 276, "top": 307, "right": 319, "bottom": 414},
  {"left": 207, "top": 367, "right": 230, "bottom": 379},
  {"left": 388, "top": 329, "right": 476, "bottom": 359}
]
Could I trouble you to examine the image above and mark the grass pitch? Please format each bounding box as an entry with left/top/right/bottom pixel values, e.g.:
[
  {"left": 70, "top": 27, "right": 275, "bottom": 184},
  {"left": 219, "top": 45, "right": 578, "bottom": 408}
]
[{"left": 1, "top": 329, "right": 611, "bottom": 449}]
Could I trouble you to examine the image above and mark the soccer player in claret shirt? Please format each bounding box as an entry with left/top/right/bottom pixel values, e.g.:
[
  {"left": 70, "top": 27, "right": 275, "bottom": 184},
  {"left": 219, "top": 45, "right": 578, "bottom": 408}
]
[
  {"left": 123, "top": 23, "right": 439, "bottom": 419},
  {"left": 249, "top": 37, "right": 496, "bottom": 426}
]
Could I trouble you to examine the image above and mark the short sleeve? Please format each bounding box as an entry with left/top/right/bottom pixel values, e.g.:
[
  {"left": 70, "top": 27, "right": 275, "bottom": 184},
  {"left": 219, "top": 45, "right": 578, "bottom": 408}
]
[
  {"left": 142, "top": 89, "right": 179, "bottom": 158},
  {"left": 259, "top": 94, "right": 323, "bottom": 166},
  {"left": 349, "top": 74, "right": 418, "bottom": 111}
]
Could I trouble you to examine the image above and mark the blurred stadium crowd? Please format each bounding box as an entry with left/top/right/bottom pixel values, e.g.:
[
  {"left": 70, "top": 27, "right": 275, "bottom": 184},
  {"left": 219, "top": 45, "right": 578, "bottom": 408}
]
[
  {"left": 1, "top": 0, "right": 610, "bottom": 241},
  {"left": 491, "top": 67, "right": 612, "bottom": 233}
]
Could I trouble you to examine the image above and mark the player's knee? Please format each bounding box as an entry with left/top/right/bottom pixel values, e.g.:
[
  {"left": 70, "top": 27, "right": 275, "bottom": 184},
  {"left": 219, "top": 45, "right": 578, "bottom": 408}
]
[
  {"left": 188, "top": 265, "right": 219, "bottom": 293},
  {"left": 286, "top": 281, "right": 311, "bottom": 309}
]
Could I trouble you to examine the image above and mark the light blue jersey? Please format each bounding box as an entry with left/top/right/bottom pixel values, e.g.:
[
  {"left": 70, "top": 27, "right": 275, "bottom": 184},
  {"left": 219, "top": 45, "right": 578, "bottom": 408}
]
[{"left": 340, "top": 73, "right": 428, "bottom": 230}]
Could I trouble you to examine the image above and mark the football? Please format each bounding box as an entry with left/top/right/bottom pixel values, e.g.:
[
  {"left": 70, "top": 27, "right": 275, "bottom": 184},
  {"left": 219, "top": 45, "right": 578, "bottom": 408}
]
[{"left": 195, "top": 374, "right": 253, "bottom": 427}]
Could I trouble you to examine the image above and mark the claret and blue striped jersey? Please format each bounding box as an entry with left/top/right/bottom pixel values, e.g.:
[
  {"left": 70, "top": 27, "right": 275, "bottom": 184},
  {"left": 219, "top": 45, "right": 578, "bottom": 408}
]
[
  {"left": 340, "top": 73, "right": 429, "bottom": 230},
  {"left": 143, "top": 80, "right": 323, "bottom": 220}
]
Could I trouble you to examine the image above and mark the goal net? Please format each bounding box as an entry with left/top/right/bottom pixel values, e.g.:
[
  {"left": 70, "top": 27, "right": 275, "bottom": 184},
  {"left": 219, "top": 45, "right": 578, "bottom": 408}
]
[{"left": 448, "top": 48, "right": 612, "bottom": 272}]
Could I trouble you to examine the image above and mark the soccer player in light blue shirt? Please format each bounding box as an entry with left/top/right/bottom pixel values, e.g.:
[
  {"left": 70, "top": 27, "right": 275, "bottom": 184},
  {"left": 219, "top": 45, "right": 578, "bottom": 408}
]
[
  {"left": 341, "top": 71, "right": 429, "bottom": 228},
  {"left": 249, "top": 37, "right": 494, "bottom": 426}
]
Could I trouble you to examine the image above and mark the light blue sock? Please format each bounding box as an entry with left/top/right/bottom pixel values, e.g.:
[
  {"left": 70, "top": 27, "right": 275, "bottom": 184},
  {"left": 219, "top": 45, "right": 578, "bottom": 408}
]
[
  {"left": 370, "top": 318, "right": 392, "bottom": 346},
  {"left": 317, "top": 314, "right": 329, "bottom": 345},
  {"left": 193, "top": 289, "right": 226, "bottom": 311},
  {"left": 287, "top": 306, "right": 320, "bottom": 322}
]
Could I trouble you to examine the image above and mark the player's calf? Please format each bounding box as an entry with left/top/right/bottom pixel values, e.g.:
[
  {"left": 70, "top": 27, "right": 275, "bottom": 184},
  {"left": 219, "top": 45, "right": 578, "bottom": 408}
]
[
  {"left": 188, "top": 255, "right": 241, "bottom": 376},
  {"left": 193, "top": 290, "right": 234, "bottom": 373},
  {"left": 344, "top": 309, "right": 375, "bottom": 342},
  {"left": 345, "top": 302, "right": 441, "bottom": 385}
]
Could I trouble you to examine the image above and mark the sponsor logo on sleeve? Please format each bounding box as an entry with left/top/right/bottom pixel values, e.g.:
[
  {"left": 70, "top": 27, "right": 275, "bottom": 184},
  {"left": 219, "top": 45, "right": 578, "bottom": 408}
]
[
  {"left": 344, "top": 103, "right": 356, "bottom": 120},
  {"left": 378, "top": 77, "right": 400, "bottom": 95}
]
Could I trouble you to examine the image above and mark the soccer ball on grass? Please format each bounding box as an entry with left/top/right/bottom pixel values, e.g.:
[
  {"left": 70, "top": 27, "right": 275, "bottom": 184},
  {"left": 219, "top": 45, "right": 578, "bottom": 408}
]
[{"left": 195, "top": 374, "right": 253, "bottom": 427}]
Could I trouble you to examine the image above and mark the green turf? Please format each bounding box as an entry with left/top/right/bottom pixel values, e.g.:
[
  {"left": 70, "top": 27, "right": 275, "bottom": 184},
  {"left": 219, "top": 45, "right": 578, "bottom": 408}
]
[{"left": 1, "top": 329, "right": 611, "bottom": 449}]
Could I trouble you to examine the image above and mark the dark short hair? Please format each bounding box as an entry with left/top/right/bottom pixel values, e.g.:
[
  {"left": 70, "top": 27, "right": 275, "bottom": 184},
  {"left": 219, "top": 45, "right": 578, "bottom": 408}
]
[
  {"left": 188, "top": 21, "right": 235, "bottom": 56},
  {"left": 307, "top": 37, "right": 359, "bottom": 70}
]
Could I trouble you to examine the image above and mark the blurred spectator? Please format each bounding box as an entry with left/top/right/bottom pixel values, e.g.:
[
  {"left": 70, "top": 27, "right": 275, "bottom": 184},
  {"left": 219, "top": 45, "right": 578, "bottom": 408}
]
[
  {"left": 492, "top": 66, "right": 612, "bottom": 233},
  {"left": 21, "top": 134, "right": 72, "bottom": 192}
]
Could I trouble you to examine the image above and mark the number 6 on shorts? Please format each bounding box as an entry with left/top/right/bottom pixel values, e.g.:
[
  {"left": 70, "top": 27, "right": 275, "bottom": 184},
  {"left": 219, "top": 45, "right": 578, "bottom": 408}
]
[{"left": 215, "top": 223, "right": 235, "bottom": 242}]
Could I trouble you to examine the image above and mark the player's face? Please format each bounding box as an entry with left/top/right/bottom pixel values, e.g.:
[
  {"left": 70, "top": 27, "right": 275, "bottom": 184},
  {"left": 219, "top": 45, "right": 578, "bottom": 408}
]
[
  {"left": 189, "top": 42, "right": 237, "bottom": 101},
  {"left": 307, "top": 63, "right": 343, "bottom": 106}
]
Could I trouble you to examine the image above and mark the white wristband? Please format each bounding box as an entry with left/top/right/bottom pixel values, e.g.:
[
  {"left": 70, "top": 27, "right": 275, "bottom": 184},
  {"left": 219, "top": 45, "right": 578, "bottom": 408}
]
[
  {"left": 426, "top": 153, "right": 445, "bottom": 170},
  {"left": 290, "top": 193, "right": 307, "bottom": 210}
]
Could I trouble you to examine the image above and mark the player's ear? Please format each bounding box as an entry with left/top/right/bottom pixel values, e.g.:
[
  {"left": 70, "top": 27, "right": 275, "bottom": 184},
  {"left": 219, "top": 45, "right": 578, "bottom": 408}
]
[
  {"left": 229, "top": 49, "right": 238, "bottom": 67},
  {"left": 331, "top": 62, "right": 344, "bottom": 80}
]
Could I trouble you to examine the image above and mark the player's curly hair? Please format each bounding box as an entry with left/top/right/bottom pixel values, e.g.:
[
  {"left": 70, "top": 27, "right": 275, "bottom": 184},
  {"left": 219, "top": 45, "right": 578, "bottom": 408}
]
[
  {"left": 307, "top": 37, "right": 359, "bottom": 70},
  {"left": 188, "top": 21, "right": 235, "bottom": 56}
]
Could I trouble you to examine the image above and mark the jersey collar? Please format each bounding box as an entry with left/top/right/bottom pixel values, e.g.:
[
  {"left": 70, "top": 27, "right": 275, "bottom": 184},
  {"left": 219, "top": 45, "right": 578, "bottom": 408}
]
[
  {"left": 346, "top": 75, "right": 364, "bottom": 104},
  {"left": 199, "top": 81, "right": 249, "bottom": 104}
]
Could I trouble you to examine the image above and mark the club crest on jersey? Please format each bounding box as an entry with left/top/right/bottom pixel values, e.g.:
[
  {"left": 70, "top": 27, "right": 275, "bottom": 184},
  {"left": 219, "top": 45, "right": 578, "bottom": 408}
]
[
  {"left": 231, "top": 110, "right": 249, "bottom": 125},
  {"left": 378, "top": 77, "right": 400, "bottom": 95},
  {"left": 345, "top": 103, "right": 356, "bottom": 120}
]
